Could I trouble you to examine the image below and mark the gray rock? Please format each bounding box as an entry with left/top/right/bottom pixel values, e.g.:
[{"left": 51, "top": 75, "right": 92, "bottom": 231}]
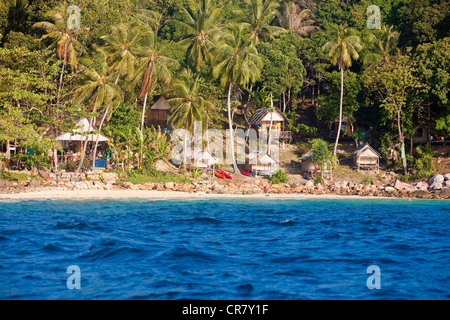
[
  {"left": 122, "top": 181, "right": 133, "bottom": 189},
  {"left": 431, "top": 182, "right": 443, "bottom": 190},
  {"left": 444, "top": 173, "right": 450, "bottom": 181},
  {"left": 27, "top": 179, "right": 40, "bottom": 188},
  {"left": 402, "top": 182, "right": 415, "bottom": 191},
  {"left": 305, "top": 181, "right": 314, "bottom": 187},
  {"left": 428, "top": 174, "right": 444, "bottom": 186},
  {"left": 164, "top": 182, "right": 175, "bottom": 190},
  {"left": 384, "top": 186, "right": 396, "bottom": 193},
  {"left": 394, "top": 179, "right": 404, "bottom": 190},
  {"left": 415, "top": 181, "right": 429, "bottom": 189}
]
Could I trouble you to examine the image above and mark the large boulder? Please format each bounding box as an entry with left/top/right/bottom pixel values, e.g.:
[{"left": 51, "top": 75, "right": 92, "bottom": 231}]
[
  {"left": 27, "top": 179, "right": 40, "bottom": 188},
  {"left": 428, "top": 174, "right": 444, "bottom": 187},
  {"left": 394, "top": 179, "right": 404, "bottom": 190},
  {"left": 414, "top": 181, "right": 428, "bottom": 191}
]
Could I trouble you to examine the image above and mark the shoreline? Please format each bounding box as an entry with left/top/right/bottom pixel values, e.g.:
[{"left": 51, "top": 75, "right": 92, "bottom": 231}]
[{"left": 0, "top": 188, "right": 430, "bottom": 201}]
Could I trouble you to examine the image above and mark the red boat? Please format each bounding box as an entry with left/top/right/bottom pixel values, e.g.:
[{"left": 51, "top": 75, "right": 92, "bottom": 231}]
[
  {"left": 219, "top": 169, "right": 232, "bottom": 179},
  {"left": 215, "top": 171, "right": 225, "bottom": 179},
  {"left": 240, "top": 169, "right": 252, "bottom": 177}
]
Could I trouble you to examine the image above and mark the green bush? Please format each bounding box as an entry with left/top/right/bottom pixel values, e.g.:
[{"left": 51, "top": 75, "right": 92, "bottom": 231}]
[
  {"left": 269, "top": 169, "right": 289, "bottom": 184},
  {"left": 126, "top": 168, "right": 192, "bottom": 184},
  {"left": 362, "top": 177, "right": 372, "bottom": 184},
  {"left": 191, "top": 167, "right": 202, "bottom": 179},
  {"left": 412, "top": 145, "right": 435, "bottom": 175},
  {"left": 314, "top": 174, "right": 323, "bottom": 185}
]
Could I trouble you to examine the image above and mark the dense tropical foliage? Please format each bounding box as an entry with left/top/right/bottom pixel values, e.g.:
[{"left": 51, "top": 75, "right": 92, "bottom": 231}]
[{"left": 0, "top": 0, "right": 448, "bottom": 177}]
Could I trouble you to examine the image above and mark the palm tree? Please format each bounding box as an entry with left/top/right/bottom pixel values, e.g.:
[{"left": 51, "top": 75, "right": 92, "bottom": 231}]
[
  {"left": 177, "top": 0, "right": 222, "bottom": 71},
  {"left": 275, "top": 2, "right": 318, "bottom": 37},
  {"left": 33, "top": 3, "right": 84, "bottom": 90},
  {"left": 101, "top": 24, "right": 144, "bottom": 85},
  {"left": 363, "top": 24, "right": 399, "bottom": 73},
  {"left": 73, "top": 48, "right": 124, "bottom": 172},
  {"left": 132, "top": 28, "right": 179, "bottom": 130},
  {"left": 213, "top": 23, "right": 263, "bottom": 173},
  {"left": 132, "top": 8, "right": 162, "bottom": 31},
  {"left": 243, "top": 0, "right": 283, "bottom": 43},
  {"left": 33, "top": 2, "right": 84, "bottom": 169},
  {"left": 166, "top": 69, "right": 212, "bottom": 165},
  {"left": 322, "top": 25, "right": 362, "bottom": 158}
]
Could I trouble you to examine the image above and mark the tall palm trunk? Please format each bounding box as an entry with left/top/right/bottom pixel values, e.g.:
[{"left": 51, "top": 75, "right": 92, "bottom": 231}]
[
  {"left": 333, "top": 67, "right": 344, "bottom": 158},
  {"left": 91, "top": 109, "right": 108, "bottom": 170},
  {"left": 184, "top": 120, "right": 188, "bottom": 167},
  {"left": 227, "top": 82, "right": 240, "bottom": 174},
  {"left": 397, "top": 109, "right": 407, "bottom": 174},
  {"left": 268, "top": 92, "right": 274, "bottom": 156},
  {"left": 141, "top": 92, "right": 148, "bottom": 130},
  {"left": 76, "top": 117, "right": 94, "bottom": 176}
]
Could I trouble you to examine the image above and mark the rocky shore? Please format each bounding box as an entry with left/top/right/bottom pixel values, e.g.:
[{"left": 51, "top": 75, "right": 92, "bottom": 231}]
[{"left": 1, "top": 173, "right": 449, "bottom": 200}]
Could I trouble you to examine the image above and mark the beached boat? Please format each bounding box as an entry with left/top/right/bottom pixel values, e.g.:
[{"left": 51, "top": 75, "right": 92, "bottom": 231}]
[
  {"left": 240, "top": 169, "right": 252, "bottom": 177},
  {"left": 215, "top": 171, "right": 225, "bottom": 179},
  {"left": 219, "top": 169, "right": 232, "bottom": 179}
]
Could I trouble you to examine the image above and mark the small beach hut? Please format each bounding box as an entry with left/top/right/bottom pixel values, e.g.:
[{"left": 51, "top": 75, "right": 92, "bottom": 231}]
[
  {"left": 248, "top": 107, "right": 292, "bottom": 142},
  {"left": 56, "top": 118, "right": 110, "bottom": 144},
  {"left": 245, "top": 150, "right": 277, "bottom": 175},
  {"left": 146, "top": 96, "right": 172, "bottom": 129},
  {"left": 179, "top": 147, "right": 218, "bottom": 169},
  {"left": 352, "top": 143, "right": 380, "bottom": 172},
  {"left": 56, "top": 118, "right": 110, "bottom": 166}
]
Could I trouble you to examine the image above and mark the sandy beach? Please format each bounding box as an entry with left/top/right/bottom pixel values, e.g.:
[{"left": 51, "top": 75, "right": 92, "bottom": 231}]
[{"left": 0, "top": 189, "right": 388, "bottom": 201}]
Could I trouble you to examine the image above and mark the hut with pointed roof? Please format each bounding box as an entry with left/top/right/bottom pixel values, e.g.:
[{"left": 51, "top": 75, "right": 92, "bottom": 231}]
[
  {"left": 352, "top": 143, "right": 380, "bottom": 172},
  {"left": 146, "top": 96, "right": 172, "bottom": 129},
  {"left": 245, "top": 150, "right": 277, "bottom": 176},
  {"left": 248, "top": 108, "right": 292, "bottom": 142}
]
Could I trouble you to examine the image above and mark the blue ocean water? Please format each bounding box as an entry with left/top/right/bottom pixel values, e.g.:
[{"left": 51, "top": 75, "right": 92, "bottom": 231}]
[{"left": 0, "top": 198, "right": 449, "bottom": 300}]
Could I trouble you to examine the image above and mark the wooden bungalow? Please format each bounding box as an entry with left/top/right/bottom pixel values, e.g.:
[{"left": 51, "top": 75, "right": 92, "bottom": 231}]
[
  {"left": 245, "top": 150, "right": 277, "bottom": 176},
  {"left": 179, "top": 147, "right": 218, "bottom": 169},
  {"left": 146, "top": 96, "right": 172, "bottom": 129},
  {"left": 329, "top": 116, "right": 354, "bottom": 139},
  {"left": 352, "top": 143, "right": 380, "bottom": 172},
  {"left": 248, "top": 108, "right": 292, "bottom": 143}
]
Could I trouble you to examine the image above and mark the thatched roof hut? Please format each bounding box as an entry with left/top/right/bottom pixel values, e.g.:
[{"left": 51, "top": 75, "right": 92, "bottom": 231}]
[
  {"left": 352, "top": 143, "right": 380, "bottom": 172},
  {"left": 245, "top": 150, "right": 277, "bottom": 175}
]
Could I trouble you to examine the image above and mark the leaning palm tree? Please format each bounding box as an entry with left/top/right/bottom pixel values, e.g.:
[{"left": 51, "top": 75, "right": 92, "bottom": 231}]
[
  {"left": 243, "top": 0, "right": 284, "bottom": 43},
  {"left": 322, "top": 25, "right": 362, "bottom": 158},
  {"left": 166, "top": 69, "right": 212, "bottom": 165},
  {"left": 213, "top": 23, "right": 263, "bottom": 173},
  {"left": 72, "top": 48, "right": 124, "bottom": 172},
  {"left": 275, "top": 2, "right": 318, "bottom": 37},
  {"left": 132, "top": 28, "right": 180, "bottom": 130},
  {"left": 363, "top": 24, "right": 399, "bottom": 73},
  {"left": 33, "top": 3, "right": 84, "bottom": 91},
  {"left": 33, "top": 2, "right": 84, "bottom": 169},
  {"left": 176, "top": 0, "right": 222, "bottom": 71},
  {"left": 101, "top": 24, "right": 144, "bottom": 85}
]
